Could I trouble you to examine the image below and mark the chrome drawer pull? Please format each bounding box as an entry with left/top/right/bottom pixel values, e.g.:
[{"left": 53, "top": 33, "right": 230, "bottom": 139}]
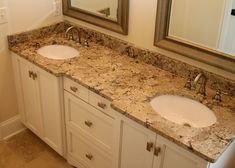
[
  {"left": 154, "top": 146, "right": 161, "bottom": 156},
  {"left": 32, "top": 72, "right": 37, "bottom": 80},
  {"left": 97, "top": 102, "right": 106, "bottom": 109},
  {"left": 84, "top": 120, "right": 93, "bottom": 127},
  {"left": 146, "top": 142, "right": 154, "bottom": 152},
  {"left": 85, "top": 153, "right": 93, "bottom": 160},
  {"left": 28, "top": 71, "right": 33, "bottom": 78},
  {"left": 70, "top": 86, "right": 78, "bottom": 92}
]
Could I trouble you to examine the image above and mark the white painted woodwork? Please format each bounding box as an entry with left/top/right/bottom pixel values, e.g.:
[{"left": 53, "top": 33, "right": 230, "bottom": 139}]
[
  {"left": 153, "top": 136, "right": 208, "bottom": 168},
  {"left": 19, "top": 58, "right": 44, "bottom": 137},
  {"left": 88, "top": 91, "right": 112, "bottom": 117},
  {"left": 11, "top": 53, "right": 26, "bottom": 123},
  {"left": 35, "top": 66, "right": 63, "bottom": 155},
  {"left": 64, "top": 91, "right": 114, "bottom": 152},
  {"left": 64, "top": 77, "right": 89, "bottom": 102},
  {"left": 118, "top": 116, "right": 156, "bottom": 168},
  {"left": 117, "top": 113, "right": 208, "bottom": 168},
  {"left": 11, "top": 54, "right": 64, "bottom": 155},
  {"left": 67, "top": 127, "right": 112, "bottom": 168}
]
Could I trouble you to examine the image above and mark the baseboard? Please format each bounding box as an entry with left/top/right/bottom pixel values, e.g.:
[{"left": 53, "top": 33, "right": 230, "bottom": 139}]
[{"left": 0, "top": 115, "right": 26, "bottom": 140}]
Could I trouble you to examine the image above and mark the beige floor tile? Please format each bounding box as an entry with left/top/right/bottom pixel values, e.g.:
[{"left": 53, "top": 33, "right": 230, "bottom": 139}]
[
  {"left": 1, "top": 130, "right": 75, "bottom": 168},
  {"left": 0, "top": 142, "right": 26, "bottom": 168},
  {"left": 25, "top": 151, "right": 73, "bottom": 168},
  {"left": 5, "top": 130, "right": 48, "bottom": 163}
]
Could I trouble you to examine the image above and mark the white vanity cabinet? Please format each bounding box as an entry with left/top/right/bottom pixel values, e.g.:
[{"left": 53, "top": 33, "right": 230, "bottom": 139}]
[
  {"left": 11, "top": 53, "right": 64, "bottom": 155},
  {"left": 64, "top": 78, "right": 118, "bottom": 168},
  {"left": 117, "top": 115, "right": 208, "bottom": 168}
]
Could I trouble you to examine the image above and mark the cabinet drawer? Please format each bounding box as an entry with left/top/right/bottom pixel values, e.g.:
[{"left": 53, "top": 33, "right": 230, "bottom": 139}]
[
  {"left": 64, "top": 92, "right": 114, "bottom": 151},
  {"left": 89, "top": 91, "right": 113, "bottom": 117},
  {"left": 67, "top": 128, "right": 112, "bottom": 168},
  {"left": 64, "top": 77, "right": 88, "bottom": 101}
]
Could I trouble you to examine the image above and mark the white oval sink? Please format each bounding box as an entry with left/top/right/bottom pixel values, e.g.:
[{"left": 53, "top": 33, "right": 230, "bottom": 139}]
[
  {"left": 37, "top": 45, "right": 79, "bottom": 60},
  {"left": 150, "top": 95, "right": 217, "bottom": 128}
]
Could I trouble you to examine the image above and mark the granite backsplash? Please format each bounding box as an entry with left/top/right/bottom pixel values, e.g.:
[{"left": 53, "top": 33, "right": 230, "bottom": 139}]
[{"left": 8, "top": 21, "right": 235, "bottom": 97}]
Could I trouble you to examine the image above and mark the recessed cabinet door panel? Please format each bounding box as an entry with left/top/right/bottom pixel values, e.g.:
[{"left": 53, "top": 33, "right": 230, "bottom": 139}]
[
  {"left": 19, "top": 60, "right": 43, "bottom": 136},
  {"left": 119, "top": 119, "right": 156, "bottom": 168},
  {"left": 37, "top": 67, "right": 63, "bottom": 155},
  {"left": 67, "top": 128, "right": 112, "bottom": 168},
  {"left": 64, "top": 91, "right": 114, "bottom": 152},
  {"left": 153, "top": 136, "right": 207, "bottom": 168}
]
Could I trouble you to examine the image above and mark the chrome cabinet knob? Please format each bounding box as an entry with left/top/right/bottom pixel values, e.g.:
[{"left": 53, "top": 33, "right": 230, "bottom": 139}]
[
  {"left": 84, "top": 120, "right": 93, "bottom": 127},
  {"left": 97, "top": 102, "right": 106, "bottom": 109},
  {"left": 146, "top": 142, "right": 154, "bottom": 152},
  {"left": 28, "top": 71, "right": 33, "bottom": 78},
  {"left": 85, "top": 153, "right": 93, "bottom": 160},
  {"left": 32, "top": 72, "right": 37, "bottom": 80},
  {"left": 70, "top": 86, "right": 78, "bottom": 93},
  {"left": 154, "top": 146, "right": 161, "bottom": 156}
]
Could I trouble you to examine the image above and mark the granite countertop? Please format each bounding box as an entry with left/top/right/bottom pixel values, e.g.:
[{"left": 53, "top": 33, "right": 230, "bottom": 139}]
[{"left": 9, "top": 33, "right": 235, "bottom": 163}]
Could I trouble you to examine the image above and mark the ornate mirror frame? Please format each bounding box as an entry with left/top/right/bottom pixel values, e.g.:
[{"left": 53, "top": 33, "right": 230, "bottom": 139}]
[
  {"left": 154, "top": 0, "right": 235, "bottom": 73},
  {"left": 62, "top": 0, "right": 129, "bottom": 35}
]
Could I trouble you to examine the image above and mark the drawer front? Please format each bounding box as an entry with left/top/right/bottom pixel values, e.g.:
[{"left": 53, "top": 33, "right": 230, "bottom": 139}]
[
  {"left": 67, "top": 128, "right": 112, "bottom": 168},
  {"left": 64, "top": 77, "right": 88, "bottom": 101},
  {"left": 89, "top": 91, "right": 113, "bottom": 117},
  {"left": 64, "top": 92, "right": 114, "bottom": 151}
]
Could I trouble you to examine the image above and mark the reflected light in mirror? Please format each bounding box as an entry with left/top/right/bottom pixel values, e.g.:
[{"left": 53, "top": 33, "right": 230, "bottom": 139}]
[
  {"left": 70, "top": 0, "right": 118, "bottom": 21},
  {"left": 168, "top": 0, "right": 235, "bottom": 56}
]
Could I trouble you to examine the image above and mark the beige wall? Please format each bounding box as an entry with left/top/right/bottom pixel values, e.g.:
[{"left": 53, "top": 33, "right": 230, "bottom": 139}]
[
  {"left": 64, "top": 0, "right": 235, "bottom": 80},
  {"left": 0, "top": 0, "right": 62, "bottom": 123},
  {"left": 169, "top": 0, "right": 226, "bottom": 49}
]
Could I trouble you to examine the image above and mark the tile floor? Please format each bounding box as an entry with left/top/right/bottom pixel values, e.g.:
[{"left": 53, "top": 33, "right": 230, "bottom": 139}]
[{"left": 0, "top": 129, "right": 73, "bottom": 168}]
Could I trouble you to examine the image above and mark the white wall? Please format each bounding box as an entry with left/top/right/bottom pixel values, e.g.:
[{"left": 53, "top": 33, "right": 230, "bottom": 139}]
[
  {"left": 0, "top": 0, "right": 63, "bottom": 123},
  {"left": 64, "top": 0, "right": 235, "bottom": 80}
]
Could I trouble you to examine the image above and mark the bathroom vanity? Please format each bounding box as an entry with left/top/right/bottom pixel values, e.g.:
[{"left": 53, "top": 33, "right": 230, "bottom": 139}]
[{"left": 9, "top": 22, "right": 235, "bottom": 168}]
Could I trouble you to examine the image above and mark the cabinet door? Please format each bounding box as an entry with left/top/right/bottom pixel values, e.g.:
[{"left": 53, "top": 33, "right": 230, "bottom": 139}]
[
  {"left": 118, "top": 117, "right": 156, "bottom": 168},
  {"left": 153, "top": 136, "right": 208, "bottom": 168},
  {"left": 36, "top": 67, "right": 63, "bottom": 155},
  {"left": 19, "top": 60, "right": 43, "bottom": 137}
]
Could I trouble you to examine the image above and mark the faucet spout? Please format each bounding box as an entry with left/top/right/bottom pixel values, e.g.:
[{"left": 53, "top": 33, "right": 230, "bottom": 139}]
[
  {"left": 65, "top": 26, "right": 81, "bottom": 43},
  {"left": 191, "top": 73, "right": 207, "bottom": 96}
]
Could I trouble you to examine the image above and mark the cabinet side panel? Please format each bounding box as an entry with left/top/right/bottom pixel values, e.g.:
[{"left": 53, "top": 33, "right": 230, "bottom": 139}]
[{"left": 11, "top": 53, "right": 25, "bottom": 123}]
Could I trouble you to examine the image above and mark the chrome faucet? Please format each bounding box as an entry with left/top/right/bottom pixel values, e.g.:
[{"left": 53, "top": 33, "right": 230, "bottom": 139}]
[
  {"left": 191, "top": 73, "right": 207, "bottom": 97},
  {"left": 65, "top": 26, "right": 81, "bottom": 43}
]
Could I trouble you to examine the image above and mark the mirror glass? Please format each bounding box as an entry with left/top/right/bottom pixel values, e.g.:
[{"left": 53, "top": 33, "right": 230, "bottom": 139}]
[
  {"left": 168, "top": 0, "right": 235, "bottom": 56},
  {"left": 70, "top": 0, "right": 118, "bottom": 21},
  {"left": 63, "top": 0, "right": 129, "bottom": 34}
]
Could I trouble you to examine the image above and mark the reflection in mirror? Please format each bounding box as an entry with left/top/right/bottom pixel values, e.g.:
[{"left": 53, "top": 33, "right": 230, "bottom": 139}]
[
  {"left": 70, "top": 0, "right": 118, "bottom": 21},
  {"left": 154, "top": 0, "right": 235, "bottom": 73},
  {"left": 63, "top": 0, "right": 129, "bottom": 34},
  {"left": 168, "top": 0, "right": 235, "bottom": 56}
]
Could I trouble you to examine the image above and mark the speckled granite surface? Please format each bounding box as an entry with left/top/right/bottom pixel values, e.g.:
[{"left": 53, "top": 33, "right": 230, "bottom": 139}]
[{"left": 8, "top": 23, "right": 235, "bottom": 163}]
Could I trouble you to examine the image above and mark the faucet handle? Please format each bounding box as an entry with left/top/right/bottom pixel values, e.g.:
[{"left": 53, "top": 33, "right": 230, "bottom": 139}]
[
  {"left": 212, "top": 90, "right": 222, "bottom": 103},
  {"left": 83, "top": 39, "right": 89, "bottom": 47},
  {"left": 184, "top": 72, "right": 194, "bottom": 90},
  {"left": 184, "top": 79, "right": 192, "bottom": 90}
]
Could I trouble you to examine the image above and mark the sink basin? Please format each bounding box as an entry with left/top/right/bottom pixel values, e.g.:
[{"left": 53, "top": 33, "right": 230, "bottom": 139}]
[
  {"left": 37, "top": 45, "right": 79, "bottom": 60},
  {"left": 150, "top": 95, "right": 217, "bottom": 128}
]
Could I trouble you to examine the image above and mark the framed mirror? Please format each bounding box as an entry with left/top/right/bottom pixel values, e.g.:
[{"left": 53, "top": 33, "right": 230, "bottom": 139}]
[
  {"left": 154, "top": 0, "right": 235, "bottom": 73},
  {"left": 62, "top": 0, "right": 129, "bottom": 35}
]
